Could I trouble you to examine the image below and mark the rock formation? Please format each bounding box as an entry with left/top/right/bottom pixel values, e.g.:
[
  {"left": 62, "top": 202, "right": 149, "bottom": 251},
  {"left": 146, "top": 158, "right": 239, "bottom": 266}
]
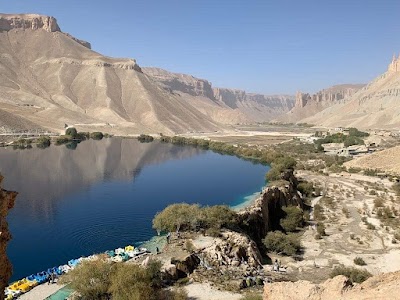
[
  {"left": 263, "top": 271, "right": 400, "bottom": 300},
  {"left": 238, "top": 170, "right": 303, "bottom": 246},
  {"left": 0, "top": 14, "right": 60, "bottom": 32},
  {"left": 278, "top": 84, "right": 364, "bottom": 123},
  {"left": 0, "top": 175, "right": 17, "bottom": 299},
  {"left": 303, "top": 54, "right": 400, "bottom": 129},
  {"left": 388, "top": 54, "right": 400, "bottom": 73}
]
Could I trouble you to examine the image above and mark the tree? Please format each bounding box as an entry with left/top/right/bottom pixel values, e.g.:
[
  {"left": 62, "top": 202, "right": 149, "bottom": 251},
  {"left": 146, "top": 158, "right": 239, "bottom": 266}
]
[
  {"left": 60, "top": 259, "right": 113, "bottom": 299},
  {"left": 90, "top": 132, "right": 104, "bottom": 140},
  {"left": 152, "top": 203, "right": 201, "bottom": 233},
  {"left": 280, "top": 206, "right": 304, "bottom": 232},
  {"left": 263, "top": 231, "right": 301, "bottom": 256},
  {"left": 201, "top": 205, "right": 237, "bottom": 230},
  {"left": 65, "top": 127, "right": 78, "bottom": 138}
]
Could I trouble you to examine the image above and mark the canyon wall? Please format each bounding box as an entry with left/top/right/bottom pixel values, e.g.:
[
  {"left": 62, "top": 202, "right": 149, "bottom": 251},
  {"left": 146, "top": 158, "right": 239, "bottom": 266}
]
[
  {"left": 238, "top": 170, "right": 303, "bottom": 246},
  {"left": 0, "top": 175, "right": 17, "bottom": 299}
]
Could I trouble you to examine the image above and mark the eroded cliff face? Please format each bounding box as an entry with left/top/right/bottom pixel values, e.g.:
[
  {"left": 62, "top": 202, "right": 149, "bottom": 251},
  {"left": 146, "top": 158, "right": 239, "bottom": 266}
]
[
  {"left": 294, "top": 84, "right": 364, "bottom": 109},
  {"left": 238, "top": 170, "right": 303, "bottom": 246},
  {"left": 0, "top": 175, "right": 17, "bottom": 299},
  {"left": 0, "top": 13, "right": 91, "bottom": 49}
]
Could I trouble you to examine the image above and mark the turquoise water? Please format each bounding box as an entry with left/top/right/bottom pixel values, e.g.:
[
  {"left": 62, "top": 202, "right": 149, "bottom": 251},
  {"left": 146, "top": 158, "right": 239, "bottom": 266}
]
[
  {"left": 46, "top": 286, "right": 73, "bottom": 300},
  {"left": 0, "top": 138, "right": 268, "bottom": 281}
]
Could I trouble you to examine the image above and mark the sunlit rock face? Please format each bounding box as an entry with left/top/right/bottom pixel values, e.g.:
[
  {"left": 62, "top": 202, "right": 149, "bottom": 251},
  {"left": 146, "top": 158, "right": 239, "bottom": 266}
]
[{"left": 0, "top": 175, "right": 17, "bottom": 299}]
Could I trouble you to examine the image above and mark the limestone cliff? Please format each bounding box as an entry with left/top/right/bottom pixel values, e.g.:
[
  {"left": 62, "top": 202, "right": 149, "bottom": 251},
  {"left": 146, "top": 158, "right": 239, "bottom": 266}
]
[
  {"left": 238, "top": 170, "right": 303, "bottom": 246},
  {"left": 0, "top": 175, "right": 17, "bottom": 299},
  {"left": 263, "top": 271, "right": 400, "bottom": 300},
  {"left": 0, "top": 14, "right": 90, "bottom": 49},
  {"left": 278, "top": 84, "right": 364, "bottom": 123}
]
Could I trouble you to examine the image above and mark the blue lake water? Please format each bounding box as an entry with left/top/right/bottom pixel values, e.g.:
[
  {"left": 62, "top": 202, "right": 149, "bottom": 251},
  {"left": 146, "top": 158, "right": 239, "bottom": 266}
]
[{"left": 0, "top": 138, "right": 268, "bottom": 281}]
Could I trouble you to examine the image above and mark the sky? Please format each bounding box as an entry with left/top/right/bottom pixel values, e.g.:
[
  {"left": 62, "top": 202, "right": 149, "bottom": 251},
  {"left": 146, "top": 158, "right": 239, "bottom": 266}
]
[{"left": 2, "top": 0, "right": 400, "bottom": 94}]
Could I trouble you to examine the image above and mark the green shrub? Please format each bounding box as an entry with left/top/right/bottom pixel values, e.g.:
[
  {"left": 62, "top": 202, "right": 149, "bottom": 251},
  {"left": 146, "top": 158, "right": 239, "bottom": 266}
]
[
  {"left": 90, "top": 132, "right": 104, "bottom": 140},
  {"left": 55, "top": 135, "right": 73, "bottom": 145},
  {"left": 297, "top": 181, "right": 314, "bottom": 197},
  {"left": 330, "top": 266, "right": 372, "bottom": 283},
  {"left": 354, "top": 257, "right": 367, "bottom": 266},
  {"left": 65, "top": 127, "right": 78, "bottom": 138},
  {"left": 152, "top": 203, "right": 237, "bottom": 233},
  {"left": 36, "top": 136, "right": 51, "bottom": 148},
  {"left": 262, "top": 231, "right": 301, "bottom": 256},
  {"left": 138, "top": 134, "right": 154, "bottom": 143},
  {"left": 280, "top": 206, "right": 304, "bottom": 232}
]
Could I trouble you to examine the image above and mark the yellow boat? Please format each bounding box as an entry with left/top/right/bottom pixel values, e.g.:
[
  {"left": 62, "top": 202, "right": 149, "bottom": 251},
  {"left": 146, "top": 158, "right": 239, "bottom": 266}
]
[
  {"left": 8, "top": 279, "right": 32, "bottom": 293},
  {"left": 125, "top": 245, "right": 134, "bottom": 252}
]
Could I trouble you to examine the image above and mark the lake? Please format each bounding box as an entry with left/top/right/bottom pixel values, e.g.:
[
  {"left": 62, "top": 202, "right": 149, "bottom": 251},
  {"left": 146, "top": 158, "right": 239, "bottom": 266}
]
[{"left": 0, "top": 138, "right": 268, "bottom": 281}]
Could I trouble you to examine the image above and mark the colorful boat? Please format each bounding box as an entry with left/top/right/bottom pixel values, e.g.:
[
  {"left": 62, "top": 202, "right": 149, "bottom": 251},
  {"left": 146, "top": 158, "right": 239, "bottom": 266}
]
[
  {"left": 8, "top": 279, "right": 32, "bottom": 293},
  {"left": 115, "top": 248, "right": 124, "bottom": 255},
  {"left": 125, "top": 245, "right": 134, "bottom": 252},
  {"left": 105, "top": 250, "right": 115, "bottom": 257}
]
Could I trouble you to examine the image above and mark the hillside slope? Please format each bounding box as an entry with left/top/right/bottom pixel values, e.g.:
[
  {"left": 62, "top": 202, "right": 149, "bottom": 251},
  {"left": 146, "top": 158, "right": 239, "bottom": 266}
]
[
  {"left": 0, "top": 14, "right": 225, "bottom": 134},
  {"left": 303, "top": 55, "right": 400, "bottom": 129}
]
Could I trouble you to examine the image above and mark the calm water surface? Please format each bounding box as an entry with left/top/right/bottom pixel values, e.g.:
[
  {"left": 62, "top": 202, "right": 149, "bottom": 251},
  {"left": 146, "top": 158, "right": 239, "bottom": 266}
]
[{"left": 0, "top": 138, "right": 268, "bottom": 281}]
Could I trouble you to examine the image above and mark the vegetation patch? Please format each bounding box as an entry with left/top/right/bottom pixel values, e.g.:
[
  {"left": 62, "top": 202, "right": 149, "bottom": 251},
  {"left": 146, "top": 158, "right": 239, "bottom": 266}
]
[
  {"left": 262, "top": 231, "right": 301, "bottom": 256},
  {"left": 330, "top": 266, "right": 372, "bottom": 283}
]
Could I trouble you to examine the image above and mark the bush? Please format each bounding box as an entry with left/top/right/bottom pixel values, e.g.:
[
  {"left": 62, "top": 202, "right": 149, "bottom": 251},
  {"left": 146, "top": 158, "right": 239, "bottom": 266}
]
[
  {"left": 330, "top": 266, "right": 372, "bottom": 283},
  {"left": 152, "top": 203, "right": 237, "bottom": 233},
  {"left": 262, "top": 231, "right": 301, "bottom": 256},
  {"left": 354, "top": 257, "right": 367, "bottom": 266},
  {"left": 90, "top": 132, "right": 104, "bottom": 140},
  {"left": 297, "top": 181, "right": 314, "bottom": 197},
  {"left": 65, "top": 127, "right": 78, "bottom": 138},
  {"left": 316, "top": 223, "right": 326, "bottom": 236},
  {"left": 36, "top": 136, "right": 51, "bottom": 148},
  {"left": 55, "top": 135, "right": 73, "bottom": 145},
  {"left": 280, "top": 206, "right": 304, "bottom": 232},
  {"left": 266, "top": 156, "right": 296, "bottom": 181},
  {"left": 138, "top": 134, "right": 154, "bottom": 143},
  {"left": 61, "top": 258, "right": 184, "bottom": 300}
]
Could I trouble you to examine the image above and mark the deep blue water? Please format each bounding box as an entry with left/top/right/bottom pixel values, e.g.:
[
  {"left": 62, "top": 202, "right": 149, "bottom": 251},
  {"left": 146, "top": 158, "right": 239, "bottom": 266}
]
[{"left": 0, "top": 138, "right": 268, "bottom": 281}]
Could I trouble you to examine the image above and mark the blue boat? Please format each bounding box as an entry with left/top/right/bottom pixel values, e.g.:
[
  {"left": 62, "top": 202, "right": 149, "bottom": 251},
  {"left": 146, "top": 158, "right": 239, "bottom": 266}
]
[
  {"left": 68, "top": 259, "right": 80, "bottom": 268},
  {"left": 34, "top": 271, "right": 48, "bottom": 284}
]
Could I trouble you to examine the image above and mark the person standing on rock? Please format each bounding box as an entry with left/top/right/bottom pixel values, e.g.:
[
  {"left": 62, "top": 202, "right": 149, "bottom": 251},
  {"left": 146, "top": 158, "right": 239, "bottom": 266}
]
[{"left": 166, "top": 232, "right": 171, "bottom": 244}]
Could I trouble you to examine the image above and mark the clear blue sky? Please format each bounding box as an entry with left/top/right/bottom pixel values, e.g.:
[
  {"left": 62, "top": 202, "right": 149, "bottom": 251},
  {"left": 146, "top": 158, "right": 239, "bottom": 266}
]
[{"left": 2, "top": 0, "right": 400, "bottom": 94}]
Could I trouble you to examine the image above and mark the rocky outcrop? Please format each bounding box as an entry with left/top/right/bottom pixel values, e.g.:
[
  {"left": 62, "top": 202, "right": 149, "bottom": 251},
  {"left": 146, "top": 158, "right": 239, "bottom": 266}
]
[
  {"left": 278, "top": 84, "right": 364, "bottom": 123},
  {"left": 143, "top": 67, "right": 215, "bottom": 99},
  {"left": 0, "top": 175, "right": 17, "bottom": 299},
  {"left": 294, "top": 84, "right": 364, "bottom": 109},
  {"left": 213, "top": 88, "right": 294, "bottom": 111},
  {"left": 238, "top": 170, "right": 303, "bottom": 246},
  {"left": 388, "top": 54, "right": 400, "bottom": 73},
  {"left": 199, "top": 230, "right": 262, "bottom": 270},
  {"left": 263, "top": 271, "right": 400, "bottom": 300},
  {"left": 0, "top": 14, "right": 60, "bottom": 32}
]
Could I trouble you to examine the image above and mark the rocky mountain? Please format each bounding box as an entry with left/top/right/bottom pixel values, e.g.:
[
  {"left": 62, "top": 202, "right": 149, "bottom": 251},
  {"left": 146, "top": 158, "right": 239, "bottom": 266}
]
[
  {"left": 0, "top": 13, "right": 295, "bottom": 134},
  {"left": 0, "top": 13, "right": 231, "bottom": 134},
  {"left": 278, "top": 84, "right": 364, "bottom": 123},
  {"left": 143, "top": 67, "right": 295, "bottom": 123},
  {"left": 302, "top": 55, "right": 400, "bottom": 129}
]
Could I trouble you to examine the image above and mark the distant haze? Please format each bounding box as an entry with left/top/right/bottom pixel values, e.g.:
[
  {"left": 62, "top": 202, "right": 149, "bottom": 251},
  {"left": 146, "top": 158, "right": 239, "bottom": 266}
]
[{"left": 2, "top": 0, "right": 400, "bottom": 94}]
